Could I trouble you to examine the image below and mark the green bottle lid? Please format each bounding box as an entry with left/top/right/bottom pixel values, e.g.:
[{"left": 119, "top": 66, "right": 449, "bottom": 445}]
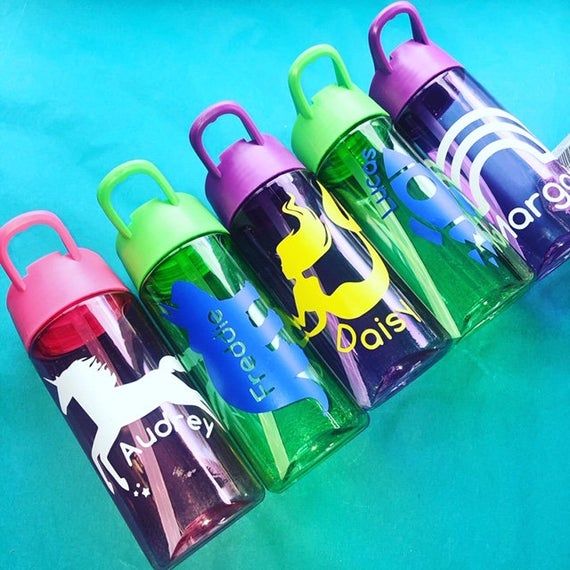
[
  {"left": 288, "top": 44, "right": 387, "bottom": 173},
  {"left": 97, "top": 159, "right": 226, "bottom": 290}
]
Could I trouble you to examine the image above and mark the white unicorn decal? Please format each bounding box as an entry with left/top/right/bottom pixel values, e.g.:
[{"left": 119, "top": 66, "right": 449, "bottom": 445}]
[{"left": 44, "top": 355, "right": 213, "bottom": 494}]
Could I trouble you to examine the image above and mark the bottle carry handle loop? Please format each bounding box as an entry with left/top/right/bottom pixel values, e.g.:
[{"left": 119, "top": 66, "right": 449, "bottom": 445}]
[
  {"left": 0, "top": 211, "right": 80, "bottom": 292},
  {"left": 368, "top": 1, "right": 430, "bottom": 73},
  {"left": 97, "top": 160, "right": 180, "bottom": 239},
  {"left": 189, "top": 101, "right": 265, "bottom": 179},
  {"left": 288, "top": 44, "right": 353, "bottom": 119}
]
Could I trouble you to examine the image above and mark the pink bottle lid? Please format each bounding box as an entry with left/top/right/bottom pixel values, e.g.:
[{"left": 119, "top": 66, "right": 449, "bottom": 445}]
[
  {"left": 368, "top": 1, "right": 461, "bottom": 119},
  {"left": 0, "top": 211, "right": 128, "bottom": 349},
  {"left": 189, "top": 101, "right": 304, "bottom": 226}
]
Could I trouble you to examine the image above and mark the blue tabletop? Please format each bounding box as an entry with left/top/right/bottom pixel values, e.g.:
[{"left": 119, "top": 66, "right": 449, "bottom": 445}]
[{"left": 0, "top": 1, "right": 569, "bottom": 568}]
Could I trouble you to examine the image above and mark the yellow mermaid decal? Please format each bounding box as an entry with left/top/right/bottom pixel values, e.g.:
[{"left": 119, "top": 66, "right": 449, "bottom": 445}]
[{"left": 276, "top": 183, "right": 390, "bottom": 338}]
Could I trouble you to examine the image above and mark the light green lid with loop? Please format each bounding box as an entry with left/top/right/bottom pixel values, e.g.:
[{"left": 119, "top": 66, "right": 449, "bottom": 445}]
[
  {"left": 97, "top": 159, "right": 226, "bottom": 289},
  {"left": 288, "top": 44, "right": 388, "bottom": 173}
]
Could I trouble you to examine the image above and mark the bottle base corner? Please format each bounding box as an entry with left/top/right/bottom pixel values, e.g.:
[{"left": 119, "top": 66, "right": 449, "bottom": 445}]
[
  {"left": 536, "top": 236, "right": 570, "bottom": 280},
  {"left": 367, "top": 340, "right": 452, "bottom": 409},
  {"left": 264, "top": 413, "right": 369, "bottom": 493}
]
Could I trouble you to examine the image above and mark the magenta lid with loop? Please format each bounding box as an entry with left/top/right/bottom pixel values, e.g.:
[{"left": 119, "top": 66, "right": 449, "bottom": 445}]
[
  {"left": 368, "top": 1, "right": 461, "bottom": 119},
  {"left": 189, "top": 100, "right": 303, "bottom": 226},
  {"left": 0, "top": 210, "right": 127, "bottom": 349}
]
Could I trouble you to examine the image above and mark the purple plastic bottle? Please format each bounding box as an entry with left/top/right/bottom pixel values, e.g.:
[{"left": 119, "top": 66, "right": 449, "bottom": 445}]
[
  {"left": 0, "top": 211, "right": 263, "bottom": 569},
  {"left": 368, "top": 1, "right": 570, "bottom": 277},
  {"left": 189, "top": 101, "right": 452, "bottom": 409}
]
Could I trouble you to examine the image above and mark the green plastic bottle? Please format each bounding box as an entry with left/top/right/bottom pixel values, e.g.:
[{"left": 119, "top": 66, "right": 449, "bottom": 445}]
[
  {"left": 97, "top": 160, "right": 368, "bottom": 493},
  {"left": 288, "top": 45, "right": 532, "bottom": 338}
]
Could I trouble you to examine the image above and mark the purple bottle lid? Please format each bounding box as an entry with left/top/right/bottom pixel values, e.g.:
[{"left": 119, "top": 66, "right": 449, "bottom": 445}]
[
  {"left": 189, "top": 101, "right": 304, "bottom": 226},
  {"left": 368, "top": 1, "right": 462, "bottom": 119}
]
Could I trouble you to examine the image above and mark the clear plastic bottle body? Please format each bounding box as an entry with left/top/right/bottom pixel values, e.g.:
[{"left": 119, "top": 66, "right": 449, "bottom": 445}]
[
  {"left": 30, "top": 290, "right": 263, "bottom": 569},
  {"left": 139, "top": 233, "right": 368, "bottom": 492},
  {"left": 395, "top": 68, "right": 570, "bottom": 277},
  {"left": 228, "top": 169, "right": 452, "bottom": 409},
  {"left": 317, "top": 115, "right": 532, "bottom": 338}
]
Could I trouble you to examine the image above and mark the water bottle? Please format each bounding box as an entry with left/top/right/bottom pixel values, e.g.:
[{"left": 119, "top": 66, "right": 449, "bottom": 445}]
[
  {"left": 288, "top": 44, "right": 532, "bottom": 338},
  {"left": 189, "top": 101, "right": 452, "bottom": 409},
  {"left": 97, "top": 160, "right": 368, "bottom": 492},
  {"left": 368, "top": 1, "right": 570, "bottom": 277},
  {"left": 0, "top": 211, "right": 263, "bottom": 569}
]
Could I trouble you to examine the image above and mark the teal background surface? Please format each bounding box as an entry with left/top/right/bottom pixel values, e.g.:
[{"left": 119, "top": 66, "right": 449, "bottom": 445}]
[{"left": 0, "top": 1, "right": 569, "bottom": 568}]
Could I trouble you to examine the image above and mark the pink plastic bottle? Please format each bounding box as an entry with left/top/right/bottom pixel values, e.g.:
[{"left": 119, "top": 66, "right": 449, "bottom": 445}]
[{"left": 0, "top": 211, "right": 263, "bottom": 569}]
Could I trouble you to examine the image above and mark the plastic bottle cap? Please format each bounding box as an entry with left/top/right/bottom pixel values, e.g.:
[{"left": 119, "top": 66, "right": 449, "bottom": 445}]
[
  {"left": 98, "top": 160, "right": 226, "bottom": 290},
  {"left": 368, "top": 1, "right": 461, "bottom": 119},
  {"left": 189, "top": 101, "right": 304, "bottom": 227},
  {"left": 289, "top": 44, "right": 387, "bottom": 173},
  {"left": 0, "top": 211, "right": 127, "bottom": 349}
]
